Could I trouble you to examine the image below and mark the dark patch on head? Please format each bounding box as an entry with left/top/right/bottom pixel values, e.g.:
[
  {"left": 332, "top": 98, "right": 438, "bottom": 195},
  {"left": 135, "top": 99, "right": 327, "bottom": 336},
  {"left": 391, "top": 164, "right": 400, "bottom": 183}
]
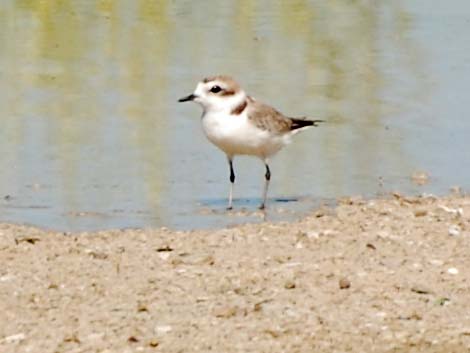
[
  {"left": 231, "top": 100, "right": 247, "bottom": 115},
  {"left": 208, "top": 84, "right": 236, "bottom": 96},
  {"left": 203, "top": 76, "right": 216, "bottom": 84}
]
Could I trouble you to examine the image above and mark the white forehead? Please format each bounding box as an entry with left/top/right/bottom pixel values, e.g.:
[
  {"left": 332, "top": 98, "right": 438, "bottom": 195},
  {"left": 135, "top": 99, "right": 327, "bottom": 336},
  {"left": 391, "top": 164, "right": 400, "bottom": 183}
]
[
  {"left": 196, "top": 79, "right": 225, "bottom": 92},
  {"left": 195, "top": 76, "right": 241, "bottom": 93}
]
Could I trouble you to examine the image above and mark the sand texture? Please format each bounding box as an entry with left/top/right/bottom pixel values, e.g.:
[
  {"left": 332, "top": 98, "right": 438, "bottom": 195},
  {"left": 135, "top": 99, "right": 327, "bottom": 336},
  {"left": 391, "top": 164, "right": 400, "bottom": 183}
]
[{"left": 1, "top": 194, "right": 470, "bottom": 353}]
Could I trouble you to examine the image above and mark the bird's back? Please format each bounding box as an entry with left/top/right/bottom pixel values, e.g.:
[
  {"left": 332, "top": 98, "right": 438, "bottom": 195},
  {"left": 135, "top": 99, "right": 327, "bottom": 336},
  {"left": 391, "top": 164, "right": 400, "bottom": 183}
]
[{"left": 247, "top": 98, "right": 322, "bottom": 135}]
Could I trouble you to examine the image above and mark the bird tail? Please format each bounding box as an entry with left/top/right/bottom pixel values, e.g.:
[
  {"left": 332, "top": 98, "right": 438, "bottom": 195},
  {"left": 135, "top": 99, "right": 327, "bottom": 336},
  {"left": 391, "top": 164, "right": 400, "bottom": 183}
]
[{"left": 290, "top": 118, "right": 324, "bottom": 131}]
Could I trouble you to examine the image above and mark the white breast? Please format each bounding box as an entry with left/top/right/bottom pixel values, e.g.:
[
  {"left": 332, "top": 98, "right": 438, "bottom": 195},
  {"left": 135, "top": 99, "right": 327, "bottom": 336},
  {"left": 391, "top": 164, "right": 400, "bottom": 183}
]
[{"left": 201, "top": 111, "right": 288, "bottom": 159}]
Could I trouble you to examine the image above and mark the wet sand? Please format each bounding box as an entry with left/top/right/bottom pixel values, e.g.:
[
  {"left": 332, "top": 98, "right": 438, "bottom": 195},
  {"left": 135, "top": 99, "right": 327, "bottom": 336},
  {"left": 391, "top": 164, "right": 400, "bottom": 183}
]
[{"left": 1, "top": 193, "right": 470, "bottom": 353}]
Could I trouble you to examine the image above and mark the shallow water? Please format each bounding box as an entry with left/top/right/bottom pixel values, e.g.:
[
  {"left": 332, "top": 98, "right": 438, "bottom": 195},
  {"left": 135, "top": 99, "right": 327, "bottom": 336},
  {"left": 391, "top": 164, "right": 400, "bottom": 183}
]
[{"left": 1, "top": 0, "right": 469, "bottom": 231}]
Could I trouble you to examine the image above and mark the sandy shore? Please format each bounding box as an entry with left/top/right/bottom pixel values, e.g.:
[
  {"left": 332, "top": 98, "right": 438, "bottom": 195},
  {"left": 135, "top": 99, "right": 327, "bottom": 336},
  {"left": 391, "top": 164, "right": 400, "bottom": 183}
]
[{"left": 1, "top": 193, "right": 470, "bottom": 353}]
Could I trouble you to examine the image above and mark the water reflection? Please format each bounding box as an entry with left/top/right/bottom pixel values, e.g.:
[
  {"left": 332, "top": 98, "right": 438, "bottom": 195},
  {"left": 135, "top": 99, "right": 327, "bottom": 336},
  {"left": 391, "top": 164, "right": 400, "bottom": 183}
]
[{"left": 0, "top": 1, "right": 468, "bottom": 230}]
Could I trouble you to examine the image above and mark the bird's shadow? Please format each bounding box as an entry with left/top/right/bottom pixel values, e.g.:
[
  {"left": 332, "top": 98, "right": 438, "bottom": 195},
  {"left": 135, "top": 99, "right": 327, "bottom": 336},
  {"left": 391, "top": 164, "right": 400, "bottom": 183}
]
[
  {"left": 199, "top": 196, "right": 299, "bottom": 209},
  {"left": 197, "top": 197, "right": 308, "bottom": 221},
  {"left": 196, "top": 195, "right": 334, "bottom": 225}
]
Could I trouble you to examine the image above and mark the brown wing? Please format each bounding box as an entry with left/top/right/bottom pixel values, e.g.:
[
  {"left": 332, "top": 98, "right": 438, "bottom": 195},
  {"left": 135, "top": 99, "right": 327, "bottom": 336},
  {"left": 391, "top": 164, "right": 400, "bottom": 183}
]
[{"left": 246, "top": 98, "right": 292, "bottom": 134}]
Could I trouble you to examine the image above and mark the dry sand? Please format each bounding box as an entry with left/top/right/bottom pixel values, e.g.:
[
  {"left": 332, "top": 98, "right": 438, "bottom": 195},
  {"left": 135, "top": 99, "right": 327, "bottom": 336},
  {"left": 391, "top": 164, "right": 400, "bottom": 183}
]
[{"left": 1, "top": 193, "right": 470, "bottom": 353}]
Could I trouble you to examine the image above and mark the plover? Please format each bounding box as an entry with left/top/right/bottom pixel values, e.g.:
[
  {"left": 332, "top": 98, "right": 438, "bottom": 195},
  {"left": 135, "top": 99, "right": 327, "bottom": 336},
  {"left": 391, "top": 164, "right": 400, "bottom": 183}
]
[{"left": 178, "top": 75, "right": 323, "bottom": 210}]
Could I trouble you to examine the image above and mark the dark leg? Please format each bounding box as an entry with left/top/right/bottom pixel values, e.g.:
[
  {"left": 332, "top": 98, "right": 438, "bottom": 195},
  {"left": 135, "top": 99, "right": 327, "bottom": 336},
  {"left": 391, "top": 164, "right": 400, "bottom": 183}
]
[
  {"left": 229, "top": 159, "right": 235, "bottom": 184},
  {"left": 260, "top": 163, "right": 271, "bottom": 209},
  {"left": 227, "top": 158, "right": 235, "bottom": 210}
]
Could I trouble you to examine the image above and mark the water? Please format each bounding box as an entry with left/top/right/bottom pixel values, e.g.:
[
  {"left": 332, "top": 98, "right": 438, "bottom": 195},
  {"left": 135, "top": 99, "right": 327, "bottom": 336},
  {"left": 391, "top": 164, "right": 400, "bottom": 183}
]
[{"left": 1, "top": 0, "right": 469, "bottom": 231}]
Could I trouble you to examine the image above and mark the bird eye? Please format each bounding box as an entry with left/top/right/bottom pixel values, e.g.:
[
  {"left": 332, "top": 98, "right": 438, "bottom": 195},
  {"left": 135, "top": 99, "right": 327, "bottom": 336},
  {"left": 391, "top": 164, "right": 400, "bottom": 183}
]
[{"left": 210, "top": 85, "right": 222, "bottom": 93}]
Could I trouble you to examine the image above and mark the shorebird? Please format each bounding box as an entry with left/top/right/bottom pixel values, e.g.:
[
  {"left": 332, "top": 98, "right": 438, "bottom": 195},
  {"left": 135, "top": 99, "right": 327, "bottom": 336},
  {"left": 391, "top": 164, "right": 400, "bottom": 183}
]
[{"left": 178, "top": 75, "right": 323, "bottom": 210}]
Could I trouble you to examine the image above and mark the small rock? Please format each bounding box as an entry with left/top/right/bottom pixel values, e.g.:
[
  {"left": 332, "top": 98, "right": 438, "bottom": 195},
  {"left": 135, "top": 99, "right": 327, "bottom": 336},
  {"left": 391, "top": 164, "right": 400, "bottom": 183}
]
[
  {"left": 137, "top": 303, "right": 148, "bottom": 312},
  {"left": 399, "top": 311, "right": 422, "bottom": 320},
  {"left": 438, "top": 205, "right": 464, "bottom": 217},
  {"left": 436, "top": 297, "right": 451, "bottom": 306},
  {"left": 191, "top": 255, "right": 215, "bottom": 265},
  {"left": 158, "top": 252, "right": 171, "bottom": 261},
  {"left": 448, "top": 225, "right": 460, "bottom": 236},
  {"left": 377, "top": 230, "right": 390, "bottom": 239},
  {"left": 338, "top": 197, "right": 354, "bottom": 205},
  {"left": 264, "top": 329, "right": 282, "bottom": 338},
  {"left": 2, "top": 333, "right": 26, "bottom": 343},
  {"left": 63, "top": 334, "right": 80, "bottom": 343},
  {"left": 321, "top": 229, "right": 337, "bottom": 236},
  {"left": 87, "top": 250, "right": 108, "bottom": 260},
  {"left": 253, "top": 299, "right": 271, "bottom": 312},
  {"left": 284, "top": 280, "right": 296, "bottom": 289},
  {"left": 213, "top": 306, "right": 238, "bottom": 318},
  {"left": 409, "top": 312, "right": 422, "bottom": 320},
  {"left": 156, "top": 245, "right": 173, "bottom": 252},
  {"left": 0, "top": 274, "right": 14, "bottom": 282},
  {"left": 414, "top": 209, "right": 427, "bottom": 217},
  {"left": 339, "top": 278, "right": 351, "bottom": 289},
  {"left": 149, "top": 339, "right": 159, "bottom": 348},
  {"left": 15, "top": 236, "right": 40, "bottom": 245},
  {"left": 411, "top": 285, "right": 433, "bottom": 295},
  {"left": 429, "top": 259, "right": 444, "bottom": 266},
  {"left": 306, "top": 231, "right": 319, "bottom": 239},
  {"left": 154, "top": 325, "right": 172, "bottom": 335},
  {"left": 447, "top": 267, "right": 459, "bottom": 275},
  {"left": 128, "top": 336, "right": 139, "bottom": 343}
]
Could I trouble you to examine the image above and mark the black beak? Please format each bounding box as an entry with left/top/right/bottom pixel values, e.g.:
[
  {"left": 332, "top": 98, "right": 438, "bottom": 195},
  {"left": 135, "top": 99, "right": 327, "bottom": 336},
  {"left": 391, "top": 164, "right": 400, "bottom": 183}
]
[{"left": 178, "top": 94, "right": 197, "bottom": 102}]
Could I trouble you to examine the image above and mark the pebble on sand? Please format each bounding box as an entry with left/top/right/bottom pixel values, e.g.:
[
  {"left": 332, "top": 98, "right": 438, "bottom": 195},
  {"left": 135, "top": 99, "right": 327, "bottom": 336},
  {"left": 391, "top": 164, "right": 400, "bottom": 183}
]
[
  {"left": 448, "top": 225, "right": 460, "bottom": 236},
  {"left": 447, "top": 268, "right": 459, "bottom": 275},
  {"left": 339, "top": 278, "right": 351, "bottom": 289}
]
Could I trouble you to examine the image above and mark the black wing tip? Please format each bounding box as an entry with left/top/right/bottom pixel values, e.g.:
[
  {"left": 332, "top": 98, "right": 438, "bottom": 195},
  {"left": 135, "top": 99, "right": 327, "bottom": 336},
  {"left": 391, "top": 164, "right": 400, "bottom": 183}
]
[
  {"left": 310, "top": 119, "right": 325, "bottom": 127},
  {"left": 290, "top": 118, "right": 325, "bottom": 130}
]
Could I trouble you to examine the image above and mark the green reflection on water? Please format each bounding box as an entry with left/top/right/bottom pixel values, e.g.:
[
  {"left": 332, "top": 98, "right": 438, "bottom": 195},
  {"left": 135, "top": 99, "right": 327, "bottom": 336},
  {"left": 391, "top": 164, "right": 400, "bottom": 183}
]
[{"left": 0, "top": 0, "right": 426, "bottom": 229}]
